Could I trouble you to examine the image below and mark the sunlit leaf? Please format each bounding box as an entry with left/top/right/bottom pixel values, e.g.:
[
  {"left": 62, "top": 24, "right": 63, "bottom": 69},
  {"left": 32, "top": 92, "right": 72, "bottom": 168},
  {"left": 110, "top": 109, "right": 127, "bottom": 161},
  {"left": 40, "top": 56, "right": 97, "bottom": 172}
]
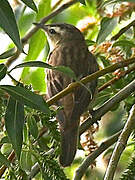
[
  {"left": 0, "top": 0, "right": 22, "bottom": 51},
  {"left": 1, "top": 143, "right": 12, "bottom": 155},
  {"left": 30, "top": 68, "right": 46, "bottom": 92},
  {"left": 19, "top": 13, "right": 35, "bottom": 36},
  {"left": 0, "top": 64, "right": 7, "bottom": 81},
  {"left": 0, "top": 85, "right": 50, "bottom": 113},
  {"left": 5, "top": 97, "right": 24, "bottom": 159},
  {"left": 24, "top": 0, "right": 51, "bottom": 61},
  {"left": 96, "top": 17, "right": 118, "bottom": 44},
  {"left": 20, "top": 0, "right": 38, "bottom": 12}
]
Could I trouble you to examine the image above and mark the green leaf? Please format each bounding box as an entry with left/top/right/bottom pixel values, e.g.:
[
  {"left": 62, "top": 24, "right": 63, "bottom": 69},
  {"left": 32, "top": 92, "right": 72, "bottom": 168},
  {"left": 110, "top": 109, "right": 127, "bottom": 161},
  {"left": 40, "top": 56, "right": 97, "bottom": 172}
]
[
  {"left": 96, "top": 17, "right": 118, "bottom": 44},
  {"left": 24, "top": 0, "right": 51, "bottom": 62},
  {"left": 23, "top": 124, "right": 28, "bottom": 143},
  {"left": 0, "top": 64, "right": 7, "bottom": 81},
  {"left": 27, "top": 116, "right": 38, "bottom": 138},
  {"left": 5, "top": 97, "right": 24, "bottom": 159},
  {"left": 10, "top": 61, "right": 77, "bottom": 80},
  {"left": 0, "top": 48, "right": 16, "bottom": 59},
  {"left": 0, "top": 0, "right": 22, "bottom": 51},
  {"left": 0, "top": 85, "right": 50, "bottom": 114},
  {"left": 20, "top": 151, "right": 33, "bottom": 172},
  {"left": 113, "top": 40, "right": 135, "bottom": 48},
  {"left": 19, "top": 13, "right": 35, "bottom": 37},
  {"left": 85, "top": 40, "right": 96, "bottom": 46},
  {"left": 0, "top": 151, "right": 10, "bottom": 167},
  {"left": 21, "top": 0, "right": 51, "bottom": 84},
  {"left": 20, "top": 0, "right": 38, "bottom": 12},
  {"left": 54, "top": 66, "right": 77, "bottom": 80},
  {"left": 30, "top": 68, "right": 46, "bottom": 92},
  {"left": 1, "top": 143, "right": 12, "bottom": 155}
]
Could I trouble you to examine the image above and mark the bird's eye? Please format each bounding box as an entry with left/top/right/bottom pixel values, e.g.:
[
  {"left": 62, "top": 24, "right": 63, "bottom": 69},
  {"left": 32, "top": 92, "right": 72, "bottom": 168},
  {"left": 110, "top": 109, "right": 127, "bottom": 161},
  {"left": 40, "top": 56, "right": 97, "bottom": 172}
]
[{"left": 49, "top": 29, "right": 56, "bottom": 34}]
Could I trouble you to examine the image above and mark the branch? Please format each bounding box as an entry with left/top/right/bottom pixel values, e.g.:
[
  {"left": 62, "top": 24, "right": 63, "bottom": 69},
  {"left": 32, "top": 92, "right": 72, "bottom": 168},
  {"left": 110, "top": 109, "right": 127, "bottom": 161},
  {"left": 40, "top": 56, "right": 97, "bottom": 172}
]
[
  {"left": 74, "top": 130, "right": 121, "bottom": 180},
  {"left": 6, "top": 0, "right": 77, "bottom": 67},
  {"left": 98, "top": 65, "right": 135, "bottom": 92},
  {"left": 21, "top": 0, "right": 77, "bottom": 44},
  {"left": 111, "top": 19, "right": 135, "bottom": 41},
  {"left": 47, "top": 57, "right": 135, "bottom": 106},
  {"left": 104, "top": 105, "right": 135, "bottom": 180},
  {"left": 79, "top": 78, "right": 135, "bottom": 135}
]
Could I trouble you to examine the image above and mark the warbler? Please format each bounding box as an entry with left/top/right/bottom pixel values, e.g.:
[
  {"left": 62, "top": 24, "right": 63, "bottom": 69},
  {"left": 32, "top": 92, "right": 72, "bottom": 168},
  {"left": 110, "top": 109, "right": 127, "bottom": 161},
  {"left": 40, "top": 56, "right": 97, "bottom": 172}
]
[{"left": 34, "top": 23, "right": 98, "bottom": 167}]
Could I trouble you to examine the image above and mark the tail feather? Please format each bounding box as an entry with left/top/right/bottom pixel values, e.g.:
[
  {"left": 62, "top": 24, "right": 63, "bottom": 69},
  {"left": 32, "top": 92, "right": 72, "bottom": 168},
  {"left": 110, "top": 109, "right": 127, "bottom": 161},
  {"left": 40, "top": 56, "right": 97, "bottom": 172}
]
[{"left": 59, "top": 127, "right": 78, "bottom": 167}]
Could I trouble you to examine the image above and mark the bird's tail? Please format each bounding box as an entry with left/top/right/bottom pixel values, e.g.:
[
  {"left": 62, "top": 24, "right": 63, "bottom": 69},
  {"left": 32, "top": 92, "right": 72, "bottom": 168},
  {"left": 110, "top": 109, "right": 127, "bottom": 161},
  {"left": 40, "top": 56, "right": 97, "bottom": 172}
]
[{"left": 59, "top": 127, "right": 78, "bottom": 167}]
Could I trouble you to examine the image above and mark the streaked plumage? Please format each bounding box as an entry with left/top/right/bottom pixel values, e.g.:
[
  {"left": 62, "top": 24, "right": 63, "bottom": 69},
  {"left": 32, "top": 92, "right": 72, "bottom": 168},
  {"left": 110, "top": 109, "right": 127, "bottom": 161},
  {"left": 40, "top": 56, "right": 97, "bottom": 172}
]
[{"left": 35, "top": 23, "right": 98, "bottom": 167}]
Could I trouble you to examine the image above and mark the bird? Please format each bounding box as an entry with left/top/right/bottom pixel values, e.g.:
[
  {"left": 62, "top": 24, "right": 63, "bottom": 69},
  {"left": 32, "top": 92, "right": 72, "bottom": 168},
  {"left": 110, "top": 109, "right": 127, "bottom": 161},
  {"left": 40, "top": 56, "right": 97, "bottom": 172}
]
[{"left": 34, "top": 22, "right": 98, "bottom": 167}]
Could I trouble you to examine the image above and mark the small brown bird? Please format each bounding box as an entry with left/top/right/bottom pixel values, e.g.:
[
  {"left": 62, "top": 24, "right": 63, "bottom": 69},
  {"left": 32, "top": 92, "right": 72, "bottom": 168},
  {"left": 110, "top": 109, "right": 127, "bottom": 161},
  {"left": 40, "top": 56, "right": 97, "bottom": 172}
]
[{"left": 34, "top": 23, "right": 98, "bottom": 167}]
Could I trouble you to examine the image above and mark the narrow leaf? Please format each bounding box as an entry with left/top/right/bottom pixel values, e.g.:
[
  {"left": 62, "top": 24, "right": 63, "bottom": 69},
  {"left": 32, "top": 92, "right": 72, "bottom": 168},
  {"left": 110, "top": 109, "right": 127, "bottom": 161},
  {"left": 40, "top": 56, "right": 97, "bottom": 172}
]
[
  {"left": 0, "top": 151, "right": 10, "bottom": 167},
  {"left": 85, "top": 40, "right": 96, "bottom": 46},
  {"left": 27, "top": 116, "right": 38, "bottom": 138},
  {"left": 10, "top": 61, "right": 77, "bottom": 80},
  {"left": 5, "top": 97, "right": 24, "bottom": 159},
  {"left": 0, "top": 0, "right": 22, "bottom": 51},
  {"left": 0, "top": 48, "right": 16, "bottom": 59},
  {"left": 96, "top": 17, "right": 118, "bottom": 44},
  {"left": 54, "top": 66, "right": 77, "bottom": 80},
  {"left": 24, "top": 0, "right": 51, "bottom": 61},
  {"left": 20, "top": 0, "right": 38, "bottom": 12},
  {"left": 113, "top": 40, "right": 135, "bottom": 47},
  {"left": 0, "top": 64, "right": 7, "bottom": 81},
  {"left": 0, "top": 85, "right": 50, "bottom": 113}
]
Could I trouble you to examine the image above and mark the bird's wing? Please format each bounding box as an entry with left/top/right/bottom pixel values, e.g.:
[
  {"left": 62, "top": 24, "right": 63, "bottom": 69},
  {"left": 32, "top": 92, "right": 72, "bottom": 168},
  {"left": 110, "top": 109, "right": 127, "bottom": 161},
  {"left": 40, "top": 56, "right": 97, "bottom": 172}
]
[
  {"left": 46, "top": 44, "right": 98, "bottom": 129},
  {"left": 46, "top": 44, "right": 98, "bottom": 167}
]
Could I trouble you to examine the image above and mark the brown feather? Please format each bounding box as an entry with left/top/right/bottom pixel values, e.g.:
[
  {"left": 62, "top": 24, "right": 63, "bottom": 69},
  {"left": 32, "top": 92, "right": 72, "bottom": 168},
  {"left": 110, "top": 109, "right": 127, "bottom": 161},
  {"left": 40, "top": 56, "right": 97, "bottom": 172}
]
[{"left": 46, "top": 40, "right": 98, "bottom": 166}]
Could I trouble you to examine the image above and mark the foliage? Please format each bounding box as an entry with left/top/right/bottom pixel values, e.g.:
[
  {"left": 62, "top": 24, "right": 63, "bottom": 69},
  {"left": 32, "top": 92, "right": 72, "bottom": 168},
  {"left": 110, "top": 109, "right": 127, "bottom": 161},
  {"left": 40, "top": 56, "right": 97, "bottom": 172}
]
[
  {"left": 0, "top": 0, "right": 135, "bottom": 179},
  {"left": 120, "top": 154, "right": 135, "bottom": 180}
]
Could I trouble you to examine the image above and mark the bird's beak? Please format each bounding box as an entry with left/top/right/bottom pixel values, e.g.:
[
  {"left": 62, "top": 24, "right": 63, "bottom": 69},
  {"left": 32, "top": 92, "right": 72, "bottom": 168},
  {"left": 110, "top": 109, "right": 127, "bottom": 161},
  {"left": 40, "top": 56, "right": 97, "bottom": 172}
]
[{"left": 33, "top": 23, "right": 48, "bottom": 32}]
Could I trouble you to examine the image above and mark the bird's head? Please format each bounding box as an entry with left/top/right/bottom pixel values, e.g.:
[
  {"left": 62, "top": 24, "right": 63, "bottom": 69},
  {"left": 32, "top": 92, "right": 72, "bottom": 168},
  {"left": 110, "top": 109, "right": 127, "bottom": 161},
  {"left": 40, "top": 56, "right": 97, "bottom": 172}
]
[{"left": 34, "top": 23, "right": 85, "bottom": 51}]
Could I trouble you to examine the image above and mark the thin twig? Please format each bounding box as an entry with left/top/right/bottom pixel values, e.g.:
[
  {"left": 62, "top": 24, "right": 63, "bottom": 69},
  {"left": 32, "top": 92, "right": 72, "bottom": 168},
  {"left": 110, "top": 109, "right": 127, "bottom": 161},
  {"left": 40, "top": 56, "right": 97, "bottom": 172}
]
[
  {"left": 74, "top": 130, "right": 121, "bottom": 180},
  {"left": 98, "top": 65, "right": 135, "bottom": 92},
  {"left": 104, "top": 105, "right": 135, "bottom": 180},
  {"left": 47, "top": 57, "right": 135, "bottom": 106},
  {"left": 52, "top": 0, "right": 63, "bottom": 11},
  {"left": 111, "top": 19, "right": 135, "bottom": 41},
  {"left": 79, "top": 79, "right": 135, "bottom": 134},
  {"left": 21, "top": 0, "right": 77, "bottom": 44}
]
